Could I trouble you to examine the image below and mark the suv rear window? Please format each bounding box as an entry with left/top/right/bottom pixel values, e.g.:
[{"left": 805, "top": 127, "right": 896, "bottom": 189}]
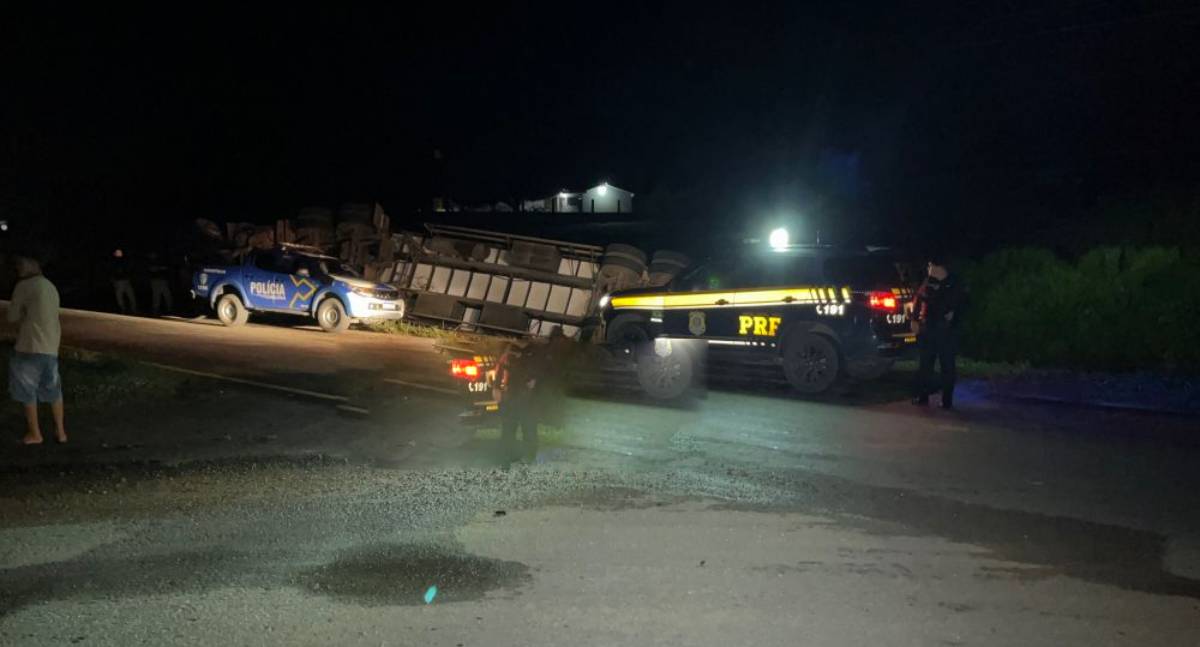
[
  {"left": 822, "top": 256, "right": 904, "bottom": 289},
  {"left": 675, "top": 255, "right": 821, "bottom": 291}
]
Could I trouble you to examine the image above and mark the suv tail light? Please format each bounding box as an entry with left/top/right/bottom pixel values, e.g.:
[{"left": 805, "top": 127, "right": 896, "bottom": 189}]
[
  {"left": 450, "top": 358, "right": 480, "bottom": 380},
  {"left": 867, "top": 291, "right": 898, "bottom": 312}
]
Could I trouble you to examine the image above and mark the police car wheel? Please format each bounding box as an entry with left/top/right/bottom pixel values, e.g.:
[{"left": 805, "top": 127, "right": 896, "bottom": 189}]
[
  {"left": 317, "top": 298, "right": 351, "bottom": 333},
  {"left": 635, "top": 340, "right": 693, "bottom": 400},
  {"left": 781, "top": 331, "right": 840, "bottom": 394},
  {"left": 605, "top": 314, "right": 651, "bottom": 357},
  {"left": 216, "top": 293, "right": 248, "bottom": 327}
]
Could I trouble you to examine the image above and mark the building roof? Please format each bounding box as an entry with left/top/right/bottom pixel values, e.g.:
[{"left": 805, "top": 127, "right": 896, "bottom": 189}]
[{"left": 584, "top": 182, "right": 633, "bottom": 196}]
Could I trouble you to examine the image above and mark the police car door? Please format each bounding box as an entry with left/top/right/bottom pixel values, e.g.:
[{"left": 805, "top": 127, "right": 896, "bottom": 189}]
[
  {"left": 659, "top": 259, "right": 747, "bottom": 339},
  {"left": 245, "top": 251, "right": 292, "bottom": 310},
  {"left": 287, "top": 257, "right": 320, "bottom": 313}
]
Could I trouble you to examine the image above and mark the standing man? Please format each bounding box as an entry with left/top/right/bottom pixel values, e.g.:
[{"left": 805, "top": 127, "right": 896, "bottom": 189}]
[
  {"left": 147, "top": 252, "right": 173, "bottom": 316},
  {"left": 7, "top": 254, "right": 66, "bottom": 444},
  {"left": 495, "top": 341, "right": 547, "bottom": 462},
  {"left": 111, "top": 248, "right": 137, "bottom": 314},
  {"left": 912, "top": 252, "right": 965, "bottom": 410}
]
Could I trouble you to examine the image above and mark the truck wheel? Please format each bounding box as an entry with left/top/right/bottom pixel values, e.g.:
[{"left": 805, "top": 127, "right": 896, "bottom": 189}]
[
  {"left": 636, "top": 338, "right": 694, "bottom": 400},
  {"left": 317, "top": 297, "right": 351, "bottom": 333},
  {"left": 781, "top": 330, "right": 840, "bottom": 394},
  {"left": 216, "top": 293, "right": 249, "bottom": 327}
]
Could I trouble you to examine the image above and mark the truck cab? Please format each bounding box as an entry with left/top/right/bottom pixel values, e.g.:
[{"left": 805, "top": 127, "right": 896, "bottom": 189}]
[{"left": 191, "top": 245, "right": 405, "bottom": 332}]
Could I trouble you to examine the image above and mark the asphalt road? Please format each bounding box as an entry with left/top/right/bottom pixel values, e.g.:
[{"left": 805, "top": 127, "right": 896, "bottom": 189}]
[
  {"left": 2, "top": 307, "right": 1199, "bottom": 645},
  {"left": 46, "top": 306, "right": 452, "bottom": 388}
]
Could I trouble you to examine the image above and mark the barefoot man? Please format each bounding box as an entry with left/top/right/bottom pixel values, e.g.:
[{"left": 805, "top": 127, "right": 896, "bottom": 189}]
[{"left": 7, "top": 254, "right": 66, "bottom": 444}]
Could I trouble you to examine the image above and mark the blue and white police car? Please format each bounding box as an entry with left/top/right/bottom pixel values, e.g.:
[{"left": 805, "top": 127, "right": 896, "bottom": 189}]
[{"left": 191, "top": 244, "right": 405, "bottom": 333}]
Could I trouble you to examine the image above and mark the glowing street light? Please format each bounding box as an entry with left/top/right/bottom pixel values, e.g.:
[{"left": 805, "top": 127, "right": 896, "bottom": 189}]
[
  {"left": 596, "top": 182, "right": 609, "bottom": 196},
  {"left": 769, "top": 227, "right": 789, "bottom": 249}
]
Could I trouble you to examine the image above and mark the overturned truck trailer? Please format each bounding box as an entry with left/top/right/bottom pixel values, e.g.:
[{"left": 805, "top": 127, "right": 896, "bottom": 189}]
[{"left": 382, "top": 225, "right": 685, "bottom": 340}]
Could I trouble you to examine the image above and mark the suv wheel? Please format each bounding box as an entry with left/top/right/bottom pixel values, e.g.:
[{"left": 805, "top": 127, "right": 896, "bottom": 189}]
[
  {"left": 781, "top": 330, "right": 840, "bottom": 394},
  {"left": 636, "top": 339, "right": 694, "bottom": 400},
  {"left": 317, "top": 298, "right": 351, "bottom": 333},
  {"left": 216, "top": 293, "right": 249, "bottom": 327},
  {"left": 605, "top": 314, "right": 651, "bottom": 358}
]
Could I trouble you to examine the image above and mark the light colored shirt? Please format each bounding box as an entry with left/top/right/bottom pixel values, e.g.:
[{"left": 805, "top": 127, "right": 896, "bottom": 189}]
[{"left": 8, "top": 275, "right": 61, "bottom": 356}]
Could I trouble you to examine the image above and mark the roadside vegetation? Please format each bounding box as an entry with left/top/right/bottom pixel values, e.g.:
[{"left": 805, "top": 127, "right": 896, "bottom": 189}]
[
  {"left": 959, "top": 246, "right": 1200, "bottom": 373},
  {"left": 363, "top": 319, "right": 469, "bottom": 341},
  {"left": 892, "top": 358, "right": 1031, "bottom": 381},
  {"left": 364, "top": 319, "right": 518, "bottom": 355}
]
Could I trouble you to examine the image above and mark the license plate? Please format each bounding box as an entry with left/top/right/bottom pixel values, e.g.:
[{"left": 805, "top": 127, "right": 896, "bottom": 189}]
[
  {"left": 886, "top": 313, "right": 907, "bottom": 325},
  {"left": 468, "top": 381, "right": 490, "bottom": 393}
]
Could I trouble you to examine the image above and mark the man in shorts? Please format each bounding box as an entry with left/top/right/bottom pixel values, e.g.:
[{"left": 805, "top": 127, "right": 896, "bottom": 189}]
[{"left": 7, "top": 254, "right": 66, "bottom": 445}]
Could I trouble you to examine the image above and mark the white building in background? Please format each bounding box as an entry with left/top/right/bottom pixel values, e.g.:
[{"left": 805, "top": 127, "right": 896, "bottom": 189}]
[{"left": 521, "top": 183, "right": 634, "bottom": 214}]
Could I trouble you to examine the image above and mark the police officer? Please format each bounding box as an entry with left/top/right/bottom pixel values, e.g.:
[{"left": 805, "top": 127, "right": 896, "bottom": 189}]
[
  {"left": 496, "top": 341, "right": 545, "bottom": 461},
  {"left": 912, "top": 252, "right": 965, "bottom": 409},
  {"left": 147, "top": 252, "right": 173, "bottom": 316},
  {"left": 110, "top": 248, "right": 138, "bottom": 314}
]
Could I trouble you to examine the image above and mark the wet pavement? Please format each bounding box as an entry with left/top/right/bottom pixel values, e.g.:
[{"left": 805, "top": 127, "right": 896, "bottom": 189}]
[{"left": 1, "top": 308, "right": 1199, "bottom": 645}]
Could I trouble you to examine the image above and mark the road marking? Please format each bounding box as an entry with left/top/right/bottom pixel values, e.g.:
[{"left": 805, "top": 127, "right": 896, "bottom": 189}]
[
  {"left": 143, "top": 362, "right": 349, "bottom": 403},
  {"left": 383, "top": 378, "right": 459, "bottom": 396},
  {"left": 336, "top": 404, "right": 372, "bottom": 415}
]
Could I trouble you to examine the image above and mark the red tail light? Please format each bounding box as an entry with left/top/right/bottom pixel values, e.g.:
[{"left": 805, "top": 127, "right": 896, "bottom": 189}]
[
  {"left": 867, "top": 291, "right": 898, "bottom": 312},
  {"left": 450, "top": 358, "right": 480, "bottom": 379}
]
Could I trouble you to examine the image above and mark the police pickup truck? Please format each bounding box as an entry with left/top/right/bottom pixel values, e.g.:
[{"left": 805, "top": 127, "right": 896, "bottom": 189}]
[
  {"left": 601, "top": 245, "right": 915, "bottom": 398},
  {"left": 191, "top": 244, "right": 406, "bottom": 332}
]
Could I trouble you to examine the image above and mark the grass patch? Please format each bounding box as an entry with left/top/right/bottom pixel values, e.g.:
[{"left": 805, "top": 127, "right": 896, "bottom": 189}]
[
  {"left": 2, "top": 345, "right": 199, "bottom": 414},
  {"left": 364, "top": 320, "right": 521, "bottom": 354},
  {"left": 892, "top": 357, "right": 1031, "bottom": 381},
  {"left": 364, "top": 319, "right": 470, "bottom": 341}
]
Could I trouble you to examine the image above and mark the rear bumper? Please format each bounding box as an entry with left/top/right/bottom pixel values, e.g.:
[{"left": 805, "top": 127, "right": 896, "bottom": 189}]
[
  {"left": 877, "top": 336, "right": 919, "bottom": 359},
  {"left": 459, "top": 399, "right": 500, "bottom": 426}
]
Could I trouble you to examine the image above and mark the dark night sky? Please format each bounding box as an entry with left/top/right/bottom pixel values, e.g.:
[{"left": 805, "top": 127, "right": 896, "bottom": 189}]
[{"left": 3, "top": 2, "right": 1199, "bottom": 252}]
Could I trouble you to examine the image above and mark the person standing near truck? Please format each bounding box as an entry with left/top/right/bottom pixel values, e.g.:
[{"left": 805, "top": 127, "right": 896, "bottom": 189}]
[
  {"left": 495, "top": 341, "right": 550, "bottom": 461},
  {"left": 7, "top": 254, "right": 66, "bottom": 445},
  {"left": 111, "top": 248, "right": 137, "bottom": 315},
  {"left": 147, "top": 252, "right": 173, "bottom": 316},
  {"left": 912, "top": 252, "right": 965, "bottom": 409}
]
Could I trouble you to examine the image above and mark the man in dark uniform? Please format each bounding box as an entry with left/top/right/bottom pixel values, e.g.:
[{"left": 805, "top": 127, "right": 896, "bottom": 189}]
[
  {"left": 496, "top": 341, "right": 547, "bottom": 461},
  {"left": 912, "top": 253, "right": 965, "bottom": 409},
  {"left": 110, "top": 249, "right": 137, "bottom": 314},
  {"left": 147, "top": 252, "right": 173, "bottom": 316}
]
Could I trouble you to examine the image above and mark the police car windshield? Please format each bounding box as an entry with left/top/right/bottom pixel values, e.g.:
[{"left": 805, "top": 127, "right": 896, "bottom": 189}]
[
  {"left": 301, "top": 256, "right": 360, "bottom": 278},
  {"left": 674, "top": 255, "right": 820, "bottom": 291}
]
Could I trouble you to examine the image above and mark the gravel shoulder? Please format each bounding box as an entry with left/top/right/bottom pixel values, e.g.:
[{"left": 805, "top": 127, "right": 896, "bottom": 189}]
[{"left": 3, "top": 460, "right": 1199, "bottom": 647}]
